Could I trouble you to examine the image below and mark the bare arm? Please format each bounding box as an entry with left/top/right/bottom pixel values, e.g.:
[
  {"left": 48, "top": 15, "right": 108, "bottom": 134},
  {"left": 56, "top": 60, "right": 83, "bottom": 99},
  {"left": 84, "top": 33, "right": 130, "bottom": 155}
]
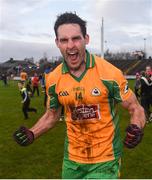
[
  {"left": 30, "top": 106, "right": 62, "bottom": 139},
  {"left": 121, "top": 93, "right": 146, "bottom": 129}
]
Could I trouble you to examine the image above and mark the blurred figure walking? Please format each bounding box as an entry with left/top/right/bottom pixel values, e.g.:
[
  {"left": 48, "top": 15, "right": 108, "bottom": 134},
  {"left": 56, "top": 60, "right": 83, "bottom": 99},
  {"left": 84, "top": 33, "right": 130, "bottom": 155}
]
[{"left": 18, "top": 81, "right": 37, "bottom": 119}]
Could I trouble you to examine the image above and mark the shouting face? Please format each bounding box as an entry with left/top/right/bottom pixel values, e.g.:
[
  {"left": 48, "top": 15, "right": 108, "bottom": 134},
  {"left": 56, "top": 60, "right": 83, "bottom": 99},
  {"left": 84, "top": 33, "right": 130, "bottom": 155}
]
[{"left": 55, "top": 24, "right": 89, "bottom": 71}]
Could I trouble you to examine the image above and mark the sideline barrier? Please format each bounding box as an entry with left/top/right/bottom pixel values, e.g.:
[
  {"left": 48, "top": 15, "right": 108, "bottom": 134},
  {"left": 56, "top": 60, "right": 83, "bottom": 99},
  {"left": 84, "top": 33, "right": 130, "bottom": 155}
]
[
  {"left": 13, "top": 77, "right": 21, "bottom": 81},
  {"left": 125, "top": 75, "right": 136, "bottom": 80}
]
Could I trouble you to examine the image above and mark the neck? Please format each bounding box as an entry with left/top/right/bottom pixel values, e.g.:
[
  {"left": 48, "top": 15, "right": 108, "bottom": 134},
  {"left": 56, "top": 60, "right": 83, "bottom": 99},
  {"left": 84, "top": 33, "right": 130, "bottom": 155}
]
[{"left": 70, "top": 61, "right": 86, "bottom": 78}]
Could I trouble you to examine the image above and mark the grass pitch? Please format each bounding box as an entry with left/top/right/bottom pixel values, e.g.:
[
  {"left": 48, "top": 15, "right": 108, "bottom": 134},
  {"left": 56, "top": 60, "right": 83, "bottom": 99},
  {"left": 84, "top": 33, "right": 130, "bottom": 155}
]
[{"left": 0, "top": 80, "right": 151, "bottom": 179}]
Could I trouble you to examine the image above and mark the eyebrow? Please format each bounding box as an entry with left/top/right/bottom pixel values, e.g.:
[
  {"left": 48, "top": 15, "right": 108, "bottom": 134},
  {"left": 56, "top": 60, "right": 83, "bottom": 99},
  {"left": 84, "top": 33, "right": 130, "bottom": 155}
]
[
  {"left": 59, "top": 35, "right": 82, "bottom": 42},
  {"left": 72, "top": 35, "right": 82, "bottom": 40}
]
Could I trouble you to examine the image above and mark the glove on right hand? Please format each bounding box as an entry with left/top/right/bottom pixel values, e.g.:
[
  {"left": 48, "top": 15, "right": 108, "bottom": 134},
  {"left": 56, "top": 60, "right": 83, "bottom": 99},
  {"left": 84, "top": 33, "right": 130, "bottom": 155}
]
[{"left": 13, "top": 126, "right": 34, "bottom": 146}]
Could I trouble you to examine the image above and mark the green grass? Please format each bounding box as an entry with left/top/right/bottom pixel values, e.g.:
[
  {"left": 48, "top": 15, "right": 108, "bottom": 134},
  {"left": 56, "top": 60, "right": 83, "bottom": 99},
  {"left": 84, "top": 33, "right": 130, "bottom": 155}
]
[{"left": 0, "top": 80, "right": 151, "bottom": 179}]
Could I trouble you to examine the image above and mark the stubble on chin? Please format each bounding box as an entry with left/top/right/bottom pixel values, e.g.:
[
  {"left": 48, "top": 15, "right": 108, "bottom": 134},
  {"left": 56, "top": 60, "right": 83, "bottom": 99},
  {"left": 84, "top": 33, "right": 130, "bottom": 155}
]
[{"left": 70, "top": 60, "right": 86, "bottom": 72}]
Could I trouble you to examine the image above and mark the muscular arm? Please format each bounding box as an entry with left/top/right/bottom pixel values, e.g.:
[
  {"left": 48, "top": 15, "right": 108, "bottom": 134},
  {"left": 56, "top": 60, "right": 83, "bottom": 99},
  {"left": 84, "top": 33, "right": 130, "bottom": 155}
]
[
  {"left": 30, "top": 106, "right": 62, "bottom": 139},
  {"left": 121, "top": 93, "right": 146, "bottom": 128}
]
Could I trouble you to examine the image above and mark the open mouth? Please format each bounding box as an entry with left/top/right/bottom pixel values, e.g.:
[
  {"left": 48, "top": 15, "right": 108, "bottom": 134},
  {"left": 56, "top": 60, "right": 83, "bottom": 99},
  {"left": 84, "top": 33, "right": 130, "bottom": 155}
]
[{"left": 67, "top": 51, "right": 79, "bottom": 62}]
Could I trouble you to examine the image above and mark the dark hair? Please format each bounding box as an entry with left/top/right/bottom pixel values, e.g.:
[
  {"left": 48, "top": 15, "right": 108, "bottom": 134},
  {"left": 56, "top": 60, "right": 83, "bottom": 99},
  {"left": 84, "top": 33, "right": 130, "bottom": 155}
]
[
  {"left": 140, "top": 71, "right": 146, "bottom": 77},
  {"left": 54, "top": 12, "right": 87, "bottom": 38}
]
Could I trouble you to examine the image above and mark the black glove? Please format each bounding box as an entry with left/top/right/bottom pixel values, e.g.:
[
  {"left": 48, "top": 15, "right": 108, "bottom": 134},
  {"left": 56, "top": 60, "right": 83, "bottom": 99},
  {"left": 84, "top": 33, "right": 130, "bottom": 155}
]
[
  {"left": 124, "top": 124, "right": 143, "bottom": 148},
  {"left": 13, "top": 126, "right": 34, "bottom": 146}
]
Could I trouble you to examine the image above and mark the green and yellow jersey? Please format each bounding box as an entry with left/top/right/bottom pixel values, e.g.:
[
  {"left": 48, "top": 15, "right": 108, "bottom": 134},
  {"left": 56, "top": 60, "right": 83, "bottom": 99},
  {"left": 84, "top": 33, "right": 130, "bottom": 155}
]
[{"left": 46, "top": 51, "right": 133, "bottom": 164}]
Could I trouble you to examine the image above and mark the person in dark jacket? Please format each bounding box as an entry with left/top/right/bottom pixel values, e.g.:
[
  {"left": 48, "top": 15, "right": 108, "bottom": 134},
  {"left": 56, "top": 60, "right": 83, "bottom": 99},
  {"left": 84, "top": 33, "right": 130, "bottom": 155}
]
[
  {"left": 1, "top": 73, "right": 8, "bottom": 86},
  {"left": 18, "top": 82, "right": 37, "bottom": 119},
  {"left": 140, "top": 71, "right": 152, "bottom": 123},
  {"left": 134, "top": 72, "right": 141, "bottom": 100}
]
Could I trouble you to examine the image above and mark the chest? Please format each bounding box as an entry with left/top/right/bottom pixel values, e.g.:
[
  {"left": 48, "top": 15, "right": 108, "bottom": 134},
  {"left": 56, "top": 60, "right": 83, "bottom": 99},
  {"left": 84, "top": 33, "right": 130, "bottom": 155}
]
[{"left": 56, "top": 69, "right": 109, "bottom": 106}]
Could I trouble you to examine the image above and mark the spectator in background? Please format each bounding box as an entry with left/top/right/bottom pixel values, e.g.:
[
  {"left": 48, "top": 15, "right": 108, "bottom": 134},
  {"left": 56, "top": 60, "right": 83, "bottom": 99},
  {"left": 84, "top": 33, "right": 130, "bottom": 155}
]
[
  {"left": 1, "top": 73, "right": 8, "bottom": 86},
  {"left": 18, "top": 81, "right": 37, "bottom": 119},
  {"left": 145, "top": 65, "right": 152, "bottom": 120},
  {"left": 44, "top": 65, "right": 52, "bottom": 107},
  {"left": 140, "top": 71, "right": 152, "bottom": 123},
  {"left": 32, "top": 73, "right": 39, "bottom": 97},
  {"left": 25, "top": 78, "right": 32, "bottom": 96},
  {"left": 20, "top": 70, "right": 28, "bottom": 82},
  {"left": 134, "top": 72, "right": 141, "bottom": 100},
  {"left": 39, "top": 74, "right": 45, "bottom": 90},
  {"left": 145, "top": 65, "right": 152, "bottom": 77}
]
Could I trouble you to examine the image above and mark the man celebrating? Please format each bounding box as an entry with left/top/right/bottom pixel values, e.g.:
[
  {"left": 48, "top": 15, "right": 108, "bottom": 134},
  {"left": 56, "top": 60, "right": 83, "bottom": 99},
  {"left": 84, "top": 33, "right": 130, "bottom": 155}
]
[{"left": 13, "top": 12, "right": 145, "bottom": 179}]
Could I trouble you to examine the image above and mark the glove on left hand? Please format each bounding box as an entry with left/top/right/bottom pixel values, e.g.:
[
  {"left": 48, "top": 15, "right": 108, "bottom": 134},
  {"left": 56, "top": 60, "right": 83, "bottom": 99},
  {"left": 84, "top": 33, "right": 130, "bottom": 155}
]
[
  {"left": 124, "top": 124, "right": 143, "bottom": 148},
  {"left": 13, "top": 126, "right": 34, "bottom": 146}
]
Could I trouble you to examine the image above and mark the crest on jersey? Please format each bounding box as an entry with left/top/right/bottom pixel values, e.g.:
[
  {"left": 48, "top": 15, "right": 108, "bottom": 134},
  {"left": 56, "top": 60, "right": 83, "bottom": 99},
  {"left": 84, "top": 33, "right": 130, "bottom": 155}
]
[{"left": 91, "top": 88, "right": 101, "bottom": 96}]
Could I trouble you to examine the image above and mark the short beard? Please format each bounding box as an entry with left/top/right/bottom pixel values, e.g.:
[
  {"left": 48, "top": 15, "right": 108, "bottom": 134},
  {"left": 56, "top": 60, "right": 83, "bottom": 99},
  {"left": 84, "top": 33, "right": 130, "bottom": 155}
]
[{"left": 70, "top": 59, "right": 85, "bottom": 72}]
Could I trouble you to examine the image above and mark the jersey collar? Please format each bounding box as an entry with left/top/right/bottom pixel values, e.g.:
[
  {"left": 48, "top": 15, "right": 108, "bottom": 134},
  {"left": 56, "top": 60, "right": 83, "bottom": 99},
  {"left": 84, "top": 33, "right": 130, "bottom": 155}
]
[{"left": 62, "top": 50, "right": 95, "bottom": 74}]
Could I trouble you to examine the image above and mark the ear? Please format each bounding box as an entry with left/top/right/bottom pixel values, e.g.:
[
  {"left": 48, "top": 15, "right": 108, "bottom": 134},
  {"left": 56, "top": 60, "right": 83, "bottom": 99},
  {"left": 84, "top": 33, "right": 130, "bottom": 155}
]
[
  {"left": 55, "top": 38, "right": 59, "bottom": 48},
  {"left": 85, "top": 34, "right": 89, "bottom": 45}
]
